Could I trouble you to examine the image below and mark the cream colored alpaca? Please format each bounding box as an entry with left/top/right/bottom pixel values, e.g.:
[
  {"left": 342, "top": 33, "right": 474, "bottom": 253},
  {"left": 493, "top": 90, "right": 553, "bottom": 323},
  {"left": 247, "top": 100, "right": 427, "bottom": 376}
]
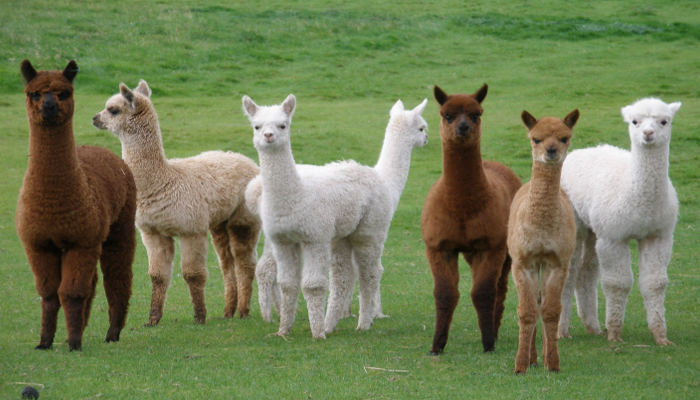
[
  {"left": 507, "top": 110, "right": 579, "bottom": 374},
  {"left": 94, "top": 80, "right": 261, "bottom": 325}
]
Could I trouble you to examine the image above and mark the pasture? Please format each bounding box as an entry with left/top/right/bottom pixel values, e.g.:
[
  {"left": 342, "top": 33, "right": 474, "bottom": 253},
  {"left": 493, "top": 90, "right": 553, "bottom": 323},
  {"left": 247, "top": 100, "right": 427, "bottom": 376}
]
[{"left": 1, "top": 0, "right": 699, "bottom": 398}]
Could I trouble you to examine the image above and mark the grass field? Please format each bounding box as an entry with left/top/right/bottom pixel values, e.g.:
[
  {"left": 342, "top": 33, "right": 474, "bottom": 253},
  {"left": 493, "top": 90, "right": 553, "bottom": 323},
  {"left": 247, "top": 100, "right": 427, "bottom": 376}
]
[{"left": 1, "top": 1, "right": 699, "bottom": 398}]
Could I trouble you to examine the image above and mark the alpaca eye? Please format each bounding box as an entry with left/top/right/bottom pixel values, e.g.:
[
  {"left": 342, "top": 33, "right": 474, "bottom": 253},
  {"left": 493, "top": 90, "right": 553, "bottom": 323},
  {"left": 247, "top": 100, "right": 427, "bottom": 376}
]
[
  {"left": 533, "top": 139, "right": 541, "bottom": 144},
  {"left": 471, "top": 114, "right": 480, "bottom": 123},
  {"left": 660, "top": 120, "right": 667, "bottom": 126},
  {"left": 254, "top": 126, "right": 260, "bottom": 130},
  {"left": 632, "top": 120, "right": 638, "bottom": 125},
  {"left": 108, "top": 108, "right": 120, "bottom": 116},
  {"left": 444, "top": 115, "right": 452, "bottom": 123},
  {"left": 29, "top": 92, "right": 41, "bottom": 101},
  {"left": 279, "top": 125, "right": 286, "bottom": 130},
  {"left": 57, "top": 90, "right": 71, "bottom": 101},
  {"left": 561, "top": 138, "right": 568, "bottom": 144},
  {"left": 419, "top": 127, "right": 424, "bottom": 132}
]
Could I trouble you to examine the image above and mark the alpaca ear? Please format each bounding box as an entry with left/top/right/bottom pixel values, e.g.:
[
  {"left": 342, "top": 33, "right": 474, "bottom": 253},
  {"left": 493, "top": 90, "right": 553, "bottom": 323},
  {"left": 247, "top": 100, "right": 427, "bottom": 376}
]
[
  {"left": 120, "top": 83, "right": 135, "bottom": 105},
  {"left": 390, "top": 100, "right": 405, "bottom": 117},
  {"left": 282, "top": 94, "right": 296, "bottom": 117},
  {"left": 62, "top": 60, "right": 79, "bottom": 83},
  {"left": 563, "top": 109, "right": 580, "bottom": 129},
  {"left": 135, "top": 79, "right": 152, "bottom": 98},
  {"left": 473, "top": 83, "right": 488, "bottom": 104},
  {"left": 521, "top": 110, "right": 538, "bottom": 131},
  {"left": 668, "top": 102, "right": 681, "bottom": 117},
  {"left": 433, "top": 86, "right": 448, "bottom": 106},
  {"left": 242, "top": 96, "right": 259, "bottom": 118},
  {"left": 20, "top": 59, "right": 37, "bottom": 84},
  {"left": 621, "top": 105, "right": 633, "bottom": 124},
  {"left": 412, "top": 98, "right": 428, "bottom": 117}
]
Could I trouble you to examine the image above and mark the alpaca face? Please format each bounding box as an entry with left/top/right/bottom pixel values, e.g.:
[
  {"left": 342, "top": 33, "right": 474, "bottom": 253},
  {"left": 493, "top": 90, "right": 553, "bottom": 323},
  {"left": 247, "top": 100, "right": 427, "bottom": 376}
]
[
  {"left": 242, "top": 95, "right": 295, "bottom": 151},
  {"left": 21, "top": 60, "right": 78, "bottom": 127},
  {"left": 621, "top": 98, "right": 681, "bottom": 148},
  {"left": 93, "top": 80, "right": 155, "bottom": 144},
  {"left": 434, "top": 84, "right": 487, "bottom": 145},
  {"left": 522, "top": 110, "right": 579, "bottom": 164},
  {"left": 389, "top": 99, "right": 429, "bottom": 148}
]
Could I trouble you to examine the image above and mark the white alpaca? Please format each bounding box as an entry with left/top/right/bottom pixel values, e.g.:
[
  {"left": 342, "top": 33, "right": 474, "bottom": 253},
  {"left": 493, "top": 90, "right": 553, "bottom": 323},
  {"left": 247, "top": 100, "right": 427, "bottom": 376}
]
[
  {"left": 559, "top": 98, "right": 681, "bottom": 345},
  {"left": 94, "top": 80, "right": 261, "bottom": 326},
  {"left": 242, "top": 95, "right": 427, "bottom": 338},
  {"left": 246, "top": 99, "right": 429, "bottom": 324}
]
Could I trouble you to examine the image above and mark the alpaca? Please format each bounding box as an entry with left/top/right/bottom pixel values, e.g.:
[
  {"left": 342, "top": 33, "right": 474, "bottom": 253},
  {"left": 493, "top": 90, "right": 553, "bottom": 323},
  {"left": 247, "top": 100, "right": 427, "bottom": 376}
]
[
  {"left": 16, "top": 60, "right": 136, "bottom": 351},
  {"left": 508, "top": 109, "right": 579, "bottom": 374},
  {"left": 246, "top": 99, "right": 429, "bottom": 324},
  {"left": 421, "top": 84, "right": 522, "bottom": 354},
  {"left": 242, "top": 95, "right": 425, "bottom": 339},
  {"left": 558, "top": 98, "right": 681, "bottom": 345},
  {"left": 93, "top": 80, "right": 261, "bottom": 326}
]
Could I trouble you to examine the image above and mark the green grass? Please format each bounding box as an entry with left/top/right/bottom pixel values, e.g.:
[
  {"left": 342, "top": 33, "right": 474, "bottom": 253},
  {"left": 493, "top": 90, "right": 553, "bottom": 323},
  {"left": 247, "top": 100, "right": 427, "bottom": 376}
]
[{"left": 1, "top": 1, "right": 699, "bottom": 398}]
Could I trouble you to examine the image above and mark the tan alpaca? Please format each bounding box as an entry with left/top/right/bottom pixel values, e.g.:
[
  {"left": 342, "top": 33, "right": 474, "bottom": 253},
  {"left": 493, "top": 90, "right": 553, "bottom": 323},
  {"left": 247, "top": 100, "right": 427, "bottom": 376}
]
[
  {"left": 507, "top": 109, "right": 579, "bottom": 374},
  {"left": 94, "top": 80, "right": 261, "bottom": 325}
]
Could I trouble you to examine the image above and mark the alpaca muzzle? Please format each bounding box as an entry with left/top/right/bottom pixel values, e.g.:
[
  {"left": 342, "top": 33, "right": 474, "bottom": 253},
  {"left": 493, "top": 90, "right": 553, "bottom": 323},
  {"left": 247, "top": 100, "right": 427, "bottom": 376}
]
[
  {"left": 41, "top": 93, "right": 59, "bottom": 119},
  {"left": 92, "top": 113, "right": 104, "bottom": 129},
  {"left": 456, "top": 121, "right": 471, "bottom": 137}
]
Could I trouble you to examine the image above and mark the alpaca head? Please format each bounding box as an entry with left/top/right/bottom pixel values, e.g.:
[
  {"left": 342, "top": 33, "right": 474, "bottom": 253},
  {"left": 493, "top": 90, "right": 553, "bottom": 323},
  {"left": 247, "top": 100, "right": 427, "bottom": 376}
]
[
  {"left": 241, "top": 94, "right": 295, "bottom": 151},
  {"left": 521, "top": 109, "right": 579, "bottom": 165},
  {"left": 621, "top": 98, "right": 681, "bottom": 148},
  {"left": 93, "top": 80, "right": 157, "bottom": 146},
  {"left": 433, "top": 84, "right": 487, "bottom": 146},
  {"left": 21, "top": 59, "right": 79, "bottom": 127},
  {"left": 388, "top": 99, "right": 429, "bottom": 148}
]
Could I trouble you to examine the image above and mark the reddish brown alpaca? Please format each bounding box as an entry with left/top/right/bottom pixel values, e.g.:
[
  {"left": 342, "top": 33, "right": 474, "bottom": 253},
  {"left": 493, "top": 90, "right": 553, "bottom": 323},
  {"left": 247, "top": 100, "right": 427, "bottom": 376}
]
[
  {"left": 15, "top": 60, "right": 136, "bottom": 351},
  {"left": 421, "top": 84, "right": 522, "bottom": 353}
]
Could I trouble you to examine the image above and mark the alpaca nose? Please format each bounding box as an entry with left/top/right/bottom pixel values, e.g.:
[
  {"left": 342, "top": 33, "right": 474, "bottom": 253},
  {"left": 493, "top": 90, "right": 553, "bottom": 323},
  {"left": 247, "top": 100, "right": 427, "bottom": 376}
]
[
  {"left": 643, "top": 129, "right": 654, "bottom": 137},
  {"left": 41, "top": 93, "right": 58, "bottom": 119},
  {"left": 457, "top": 121, "right": 470, "bottom": 136},
  {"left": 264, "top": 132, "right": 275, "bottom": 142}
]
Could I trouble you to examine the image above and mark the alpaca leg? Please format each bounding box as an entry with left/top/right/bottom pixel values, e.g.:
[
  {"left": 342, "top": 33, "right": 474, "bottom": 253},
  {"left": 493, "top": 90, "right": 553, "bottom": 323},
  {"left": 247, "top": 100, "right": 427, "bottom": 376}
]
[
  {"left": 180, "top": 234, "right": 210, "bottom": 324},
  {"left": 470, "top": 249, "right": 506, "bottom": 352},
  {"left": 100, "top": 211, "right": 136, "bottom": 343},
  {"left": 559, "top": 231, "right": 584, "bottom": 338},
  {"left": 301, "top": 243, "right": 331, "bottom": 339},
  {"left": 273, "top": 241, "right": 302, "bottom": 336},
  {"left": 26, "top": 247, "right": 62, "bottom": 349},
  {"left": 141, "top": 231, "right": 175, "bottom": 326},
  {"left": 597, "top": 238, "right": 633, "bottom": 342},
  {"left": 211, "top": 222, "right": 238, "bottom": 318},
  {"left": 541, "top": 266, "right": 568, "bottom": 372},
  {"left": 256, "top": 239, "right": 278, "bottom": 322},
  {"left": 494, "top": 253, "right": 512, "bottom": 339},
  {"left": 228, "top": 214, "right": 261, "bottom": 319},
  {"left": 325, "top": 238, "right": 354, "bottom": 333},
  {"left": 513, "top": 264, "right": 538, "bottom": 374},
  {"left": 575, "top": 230, "right": 602, "bottom": 334},
  {"left": 426, "top": 246, "right": 459, "bottom": 355},
  {"left": 352, "top": 240, "right": 384, "bottom": 332},
  {"left": 638, "top": 236, "right": 674, "bottom": 345},
  {"left": 59, "top": 245, "right": 101, "bottom": 351}
]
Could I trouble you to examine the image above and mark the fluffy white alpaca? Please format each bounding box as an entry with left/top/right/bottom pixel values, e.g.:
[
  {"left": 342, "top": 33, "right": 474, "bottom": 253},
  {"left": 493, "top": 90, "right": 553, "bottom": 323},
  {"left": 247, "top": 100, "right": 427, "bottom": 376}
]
[
  {"left": 242, "top": 95, "right": 427, "bottom": 338},
  {"left": 246, "top": 99, "right": 429, "bottom": 325},
  {"left": 94, "top": 80, "right": 261, "bottom": 326},
  {"left": 559, "top": 98, "right": 681, "bottom": 345}
]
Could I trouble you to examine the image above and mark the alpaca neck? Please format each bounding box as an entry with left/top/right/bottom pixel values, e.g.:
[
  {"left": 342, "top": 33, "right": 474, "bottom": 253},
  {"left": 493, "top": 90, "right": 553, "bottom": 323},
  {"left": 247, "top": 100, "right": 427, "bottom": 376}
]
[
  {"left": 25, "top": 121, "right": 86, "bottom": 193},
  {"left": 374, "top": 122, "right": 414, "bottom": 211},
  {"left": 525, "top": 161, "right": 564, "bottom": 220},
  {"left": 258, "top": 143, "right": 303, "bottom": 208},
  {"left": 629, "top": 142, "right": 670, "bottom": 203},
  {"left": 441, "top": 140, "right": 489, "bottom": 197},
  {"left": 120, "top": 122, "right": 170, "bottom": 192}
]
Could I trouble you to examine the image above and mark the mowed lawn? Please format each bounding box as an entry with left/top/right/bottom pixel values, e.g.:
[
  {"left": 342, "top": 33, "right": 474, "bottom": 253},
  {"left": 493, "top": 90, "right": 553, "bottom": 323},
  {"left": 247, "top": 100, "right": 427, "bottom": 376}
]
[{"left": 1, "top": 1, "right": 699, "bottom": 398}]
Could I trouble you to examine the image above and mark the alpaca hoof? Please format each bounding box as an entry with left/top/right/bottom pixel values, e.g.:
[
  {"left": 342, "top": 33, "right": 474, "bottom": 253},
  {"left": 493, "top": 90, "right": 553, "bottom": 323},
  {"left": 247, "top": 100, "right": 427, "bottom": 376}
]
[
  {"left": 514, "top": 367, "right": 528, "bottom": 375},
  {"left": 68, "top": 342, "right": 82, "bottom": 352},
  {"left": 558, "top": 329, "right": 572, "bottom": 339},
  {"left": 586, "top": 326, "right": 603, "bottom": 335},
  {"left": 607, "top": 333, "right": 623, "bottom": 342},
  {"left": 375, "top": 312, "right": 390, "bottom": 319},
  {"left": 238, "top": 310, "right": 250, "bottom": 319},
  {"left": 35, "top": 344, "right": 52, "bottom": 350},
  {"left": 356, "top": 322, "right": 372, "bottom": 331},
  {"left": 547, "top": 365, "right": 561, "bottom": 373},
  {"left": 655, "top": 338, "right": 674, "bottom": 346},
  {"left": 428, "top": 349, "right": 443, "bottom": 356},
  {"left": 194, "top": 316, "right": 206, "bottom": 325},
  {"left": 312, "top": 332, "right": 327, "bottom": 340}
]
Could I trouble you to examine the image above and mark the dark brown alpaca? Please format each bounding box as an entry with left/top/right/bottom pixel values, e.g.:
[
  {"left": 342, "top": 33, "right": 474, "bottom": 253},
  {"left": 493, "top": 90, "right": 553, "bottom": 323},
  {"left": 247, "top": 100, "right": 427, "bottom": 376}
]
[
  {"left": 15, "top": 60, "right": 137, "bottom": 351},
  {"left": 421, "top": 84, "right": 522, "bottom": 354}
]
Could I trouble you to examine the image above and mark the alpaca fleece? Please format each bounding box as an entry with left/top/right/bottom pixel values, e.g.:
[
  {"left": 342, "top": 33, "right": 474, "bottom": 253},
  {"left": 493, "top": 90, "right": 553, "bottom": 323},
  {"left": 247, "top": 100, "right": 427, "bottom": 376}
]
[{"left": 16, "top": 60, "right": 136, "bottom": 351}]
